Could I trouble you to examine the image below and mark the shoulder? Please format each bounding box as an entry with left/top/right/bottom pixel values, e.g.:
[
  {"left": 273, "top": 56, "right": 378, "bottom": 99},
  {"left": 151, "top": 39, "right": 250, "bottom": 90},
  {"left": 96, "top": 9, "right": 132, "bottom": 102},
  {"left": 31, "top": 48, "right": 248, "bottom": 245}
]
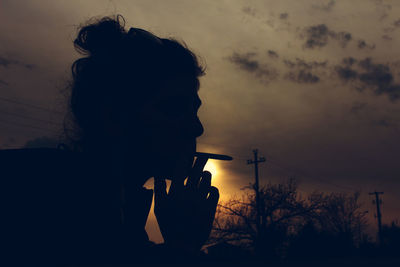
[
  {"left": 0, "top": 147, "right": 81, "bottom": 173},
  {"left": 0, "top": 147, "right": 91, "bottom": 190}
]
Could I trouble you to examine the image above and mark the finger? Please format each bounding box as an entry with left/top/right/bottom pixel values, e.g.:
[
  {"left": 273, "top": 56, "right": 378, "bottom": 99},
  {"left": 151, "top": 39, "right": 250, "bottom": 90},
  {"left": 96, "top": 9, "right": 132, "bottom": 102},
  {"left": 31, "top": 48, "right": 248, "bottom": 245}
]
[
  {"left": 168, "top": 177, "right": 185, "bottom": 197},
  {"left": 207, "top": 186, "right": 220, "bottom": 209},
  {"left": 154, "top": 177, "right": 167, "bottom": 203},
  {"left": 198, "top": 171, "right": 212, "bottom": 199},
  {"left": 186, "top": 156, "right": 208, "bottom": 189}
]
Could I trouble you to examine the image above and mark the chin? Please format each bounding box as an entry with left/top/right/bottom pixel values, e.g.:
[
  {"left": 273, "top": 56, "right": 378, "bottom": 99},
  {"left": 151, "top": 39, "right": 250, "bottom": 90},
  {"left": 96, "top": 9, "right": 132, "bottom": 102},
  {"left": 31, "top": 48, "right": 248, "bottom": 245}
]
[{"left": 157, "top": 152, "right": 194, "bottom": 180}]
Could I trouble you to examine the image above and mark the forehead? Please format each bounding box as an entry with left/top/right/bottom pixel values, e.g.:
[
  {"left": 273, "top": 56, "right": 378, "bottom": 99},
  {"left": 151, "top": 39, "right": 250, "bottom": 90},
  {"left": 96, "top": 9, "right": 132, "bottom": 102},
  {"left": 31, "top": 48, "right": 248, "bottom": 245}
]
[{"left": 159, "top": 75, "right": 200, "bottom": 97}]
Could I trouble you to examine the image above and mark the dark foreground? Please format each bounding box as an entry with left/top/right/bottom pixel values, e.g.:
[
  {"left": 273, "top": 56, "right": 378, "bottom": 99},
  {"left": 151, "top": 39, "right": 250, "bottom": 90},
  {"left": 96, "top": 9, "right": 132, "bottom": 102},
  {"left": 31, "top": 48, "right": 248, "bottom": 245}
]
[{"left": 62, "top": 258, "right": 400, "bottom": 267}]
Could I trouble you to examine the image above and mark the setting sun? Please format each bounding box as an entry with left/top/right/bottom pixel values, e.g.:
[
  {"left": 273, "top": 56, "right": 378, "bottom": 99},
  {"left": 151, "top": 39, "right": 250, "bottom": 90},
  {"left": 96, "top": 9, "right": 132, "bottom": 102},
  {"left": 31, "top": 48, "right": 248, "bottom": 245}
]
[{"left": 204, "top": 160, "right": 219, "bottom": 181}]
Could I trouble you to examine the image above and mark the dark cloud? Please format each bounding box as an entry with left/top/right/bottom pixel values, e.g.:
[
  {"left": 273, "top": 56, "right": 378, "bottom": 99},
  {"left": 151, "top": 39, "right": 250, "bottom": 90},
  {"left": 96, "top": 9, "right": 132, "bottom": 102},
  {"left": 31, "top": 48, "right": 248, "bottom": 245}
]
[
  {"left": 229, "top": 52, "right": 259, "bottom": 72},
  {"left": 312, "top": 0, "right": 336, "bottom": 12},
  {"left": 283, "top": 58, "right": 328, "bottom": 69},
  {"left": 282, "top": 58, "right": 326, "bottom": 84},
  {"left": 382, "top": 34, "right": 392, "bottom": 41},
  {"left": 230, "top": 53, "right": 326, "bottom": 85},
  {"left": 304, "top": 24, "right": 330, "bottom": 48},
  {"left": 375, "top": 118, "right": 392, "bottom": 128},
  {"left": 336, "top": 66, "right": 358, "bottom": 80},
  {"left": 0, "top": 56, "right": 15, "bottom": 67},
  {"left": 242, "top": 6, "right": 256, "bottom": 17},
  {"left": 370, "top": 117, "right": 400, "bottom": 132},
  {"left": 303, "top": 24, "right": 352, "bottom": 49},
  {"left": 279, "top": 13, "right": 288, "bottom": 20},
  {"left": 336, "top": 57, "right": 400, "bottom": 101},
  {"left": 23, "top": 136, "right": 59, "bottom": 148},
  {"left": 24, "top": 64, "right": 36, "bottom": 70},
  {"left": 229, "top": 52, "right": 279, "bottom": 83},
  {"left": 349, "top": 102, "right": 367, "bottom": 114},
  {"left": 357, "top": 39, "right": 375, "bottom": 50},
  {"left": 342, "top": 57, "right": 357, "bottom": 66},
  {"left": 285, "top": 70, "right": 320, "bottom": 84},
  {"left": 267, "top": 50, "right": 279, "bottom": 58},
  {"left": 0, "top": 55, "right": 36, "bottom": 70},
  {"left": 335, "top": 32, "right": 352, "bottom": 48}
]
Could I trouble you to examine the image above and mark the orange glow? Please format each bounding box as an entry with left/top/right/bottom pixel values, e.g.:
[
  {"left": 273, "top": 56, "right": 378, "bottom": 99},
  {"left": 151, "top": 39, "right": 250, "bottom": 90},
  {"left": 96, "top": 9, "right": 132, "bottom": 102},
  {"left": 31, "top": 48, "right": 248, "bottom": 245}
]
[{"left": 204, "top": 160, "right": 219, "bottom": 183}]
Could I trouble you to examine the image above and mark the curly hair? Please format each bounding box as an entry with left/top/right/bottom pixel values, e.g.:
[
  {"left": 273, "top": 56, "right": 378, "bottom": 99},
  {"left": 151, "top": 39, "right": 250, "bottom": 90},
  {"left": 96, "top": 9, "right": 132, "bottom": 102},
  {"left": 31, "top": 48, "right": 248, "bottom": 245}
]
[{"left": 65, "top": 15, "right": 205, "bottom": 151}]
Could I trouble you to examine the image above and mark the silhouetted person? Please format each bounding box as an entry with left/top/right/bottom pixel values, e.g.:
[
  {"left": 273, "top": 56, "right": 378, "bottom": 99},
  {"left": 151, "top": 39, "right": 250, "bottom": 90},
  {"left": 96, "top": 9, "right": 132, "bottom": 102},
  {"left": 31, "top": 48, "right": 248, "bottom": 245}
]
[{"left": 0, "top": 15, "right": 219, "bottom": 265}]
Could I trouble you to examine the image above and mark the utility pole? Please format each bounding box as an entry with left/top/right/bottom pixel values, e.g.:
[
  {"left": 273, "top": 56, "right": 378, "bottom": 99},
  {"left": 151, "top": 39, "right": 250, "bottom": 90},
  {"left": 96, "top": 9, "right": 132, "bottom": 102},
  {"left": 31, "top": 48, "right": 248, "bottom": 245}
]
[
  {"left": 369, "top": 191, "right": 384, "bottom": 245},
  {"left": 247, "top": 149, "right": 265, "bottom": 238}
]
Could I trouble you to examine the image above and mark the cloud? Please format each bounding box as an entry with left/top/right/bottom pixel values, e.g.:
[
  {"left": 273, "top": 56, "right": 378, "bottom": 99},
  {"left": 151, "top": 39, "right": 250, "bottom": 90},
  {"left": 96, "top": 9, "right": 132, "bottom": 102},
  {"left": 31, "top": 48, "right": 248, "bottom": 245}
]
[
  {"left": 242, "top": 6, "right": 256, "bottom": 17},
  {"left": 0, "top": 56, "right": 15, "bottom": 67},
  {"left": 0, "top": 55, "right": 36, "bottom": 70},
  {"left": 336, "top": 66, "right": 358, "bottom": 80},
  {"left": 285, "top": 70, "right": 320, "bottom": 84},
  {"left": 335, "top": 57, "right": 400, "bottom": 101},
  {"left": 349, "top": 102, "right": 367, "bottom": 114},
  {"left": 229, "top": 52, "right": 279, "bottom": 83},
  {"left": 374, "top": 0, "right": 392, "bottom": 21},
  {"left": 267, "top": 50, "right": 279, "bottom": 58},
  {"left": 283, "top": 58, "right": 328, "bottom": 69},
  {"left": 312, "top": 0, "right": 336, "bottom": 12},
  {"left": 375, "top": 118, "right": 392, "bottom": 128},
  {"left": 282, "top": 58, "right": 326, "bottom": 84},
  {"left": 302, "top": 24, "right": 352, "bottom": 49},
  {"left": 357, "top": 39, "right": 375, "bottom": 50},
  {"left": 369, "top": 117, "right": 400, "bottom": 132},
  {"left": 279, "top": 13, "right": 288, "bottom": 19},
  {"left": 342, "top": 57, "right": 357, "bottom": 66}
]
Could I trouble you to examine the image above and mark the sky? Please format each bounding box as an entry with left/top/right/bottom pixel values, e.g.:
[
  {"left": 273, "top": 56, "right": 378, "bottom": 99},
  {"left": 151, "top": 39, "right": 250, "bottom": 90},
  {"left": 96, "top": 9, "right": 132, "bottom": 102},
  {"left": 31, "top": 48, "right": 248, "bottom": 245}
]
[{"left": 1, "top": 0, "right": 400, "bottom": 243}]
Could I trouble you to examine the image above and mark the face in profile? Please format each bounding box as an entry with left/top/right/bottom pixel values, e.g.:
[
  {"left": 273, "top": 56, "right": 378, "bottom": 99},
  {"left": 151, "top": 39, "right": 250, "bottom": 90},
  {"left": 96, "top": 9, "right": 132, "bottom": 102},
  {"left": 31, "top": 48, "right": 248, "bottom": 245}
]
[
  {"left": 124, "top": 74, "right": 204, "bottom": 180},
  {"left": 69, "top": 17, "right": 205, "bottom": 182}
]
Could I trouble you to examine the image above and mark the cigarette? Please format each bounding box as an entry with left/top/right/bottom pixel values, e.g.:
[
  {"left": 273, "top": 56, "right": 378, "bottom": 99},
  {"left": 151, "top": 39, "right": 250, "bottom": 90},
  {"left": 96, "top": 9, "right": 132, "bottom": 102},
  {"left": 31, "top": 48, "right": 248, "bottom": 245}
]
[{"left": 194, "top": 152, "right": 233, "bottom": 161}]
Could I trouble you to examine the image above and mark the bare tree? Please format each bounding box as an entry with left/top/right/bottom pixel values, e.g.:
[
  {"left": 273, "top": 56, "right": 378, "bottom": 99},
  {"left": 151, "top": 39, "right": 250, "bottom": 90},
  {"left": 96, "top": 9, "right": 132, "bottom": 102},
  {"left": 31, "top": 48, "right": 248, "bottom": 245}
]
[
  {"left": 209, "top": 179, "right": 369, "bottom": 259},
  {"left": 209, "top": 179, "right": 324, "bottom": 257},
  {"left": 316, "top": 192, "right": 368, "bottom": 243}
]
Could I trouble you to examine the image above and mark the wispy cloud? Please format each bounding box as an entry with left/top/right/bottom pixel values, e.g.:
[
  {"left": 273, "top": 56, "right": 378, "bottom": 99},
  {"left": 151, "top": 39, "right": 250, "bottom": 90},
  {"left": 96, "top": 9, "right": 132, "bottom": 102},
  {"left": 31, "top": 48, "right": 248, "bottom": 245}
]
[
  {"left": 267, "top": 50, "right": 279, "bottom": 59},
  {"left": 279, "top": 13, "right": 288, "bottom": 20},
  {"left": 284, "top": 70, "right": 320, "bottom": 84},
  {"left": 357, "top": 39, "right": 375, "bottom": 50},
  {"left": 242, "top": 6, "right": 256, "bottom": 17},
  {"left": 312, "top": 0, "right": 336, "bottom": 12},
  {"left": 302, "top": 24, "right": 352, "bottom": 49},
  {"left": 0, "top": 55, "right": 36, "bottom": 70},
  {"left": 229, "top": 52, "right": 279, "bottom": 83}
]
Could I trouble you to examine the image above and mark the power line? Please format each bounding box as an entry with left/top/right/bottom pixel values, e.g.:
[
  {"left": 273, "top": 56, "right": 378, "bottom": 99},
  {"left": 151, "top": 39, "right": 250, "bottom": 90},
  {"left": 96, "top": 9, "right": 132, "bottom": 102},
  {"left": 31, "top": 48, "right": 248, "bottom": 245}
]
[
  {"left": 0, "top": 109, "right": 63, "bottom": 126},
  {"left": 247, "top": 149, "right": 266, "bottom": 240},
  {"left": 0, "top": 118, "right": 56, "bottom": 134},
  {"left": 369, "top": 191, "right": 384, "bottom": 245},
  {"left": 198, "top": 140, "right": 360, "bottom": 191},
  {"left": 0, "top": 96, "right": 64, "bottom": 115}
]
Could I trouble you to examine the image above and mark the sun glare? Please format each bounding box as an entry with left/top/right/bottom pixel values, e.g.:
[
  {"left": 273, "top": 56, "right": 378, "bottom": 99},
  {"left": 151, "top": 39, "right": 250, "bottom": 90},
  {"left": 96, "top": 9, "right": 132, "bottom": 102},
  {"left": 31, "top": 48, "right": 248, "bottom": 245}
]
[{"left": 204, "top": 160, "right": 219, "bottom": 180}]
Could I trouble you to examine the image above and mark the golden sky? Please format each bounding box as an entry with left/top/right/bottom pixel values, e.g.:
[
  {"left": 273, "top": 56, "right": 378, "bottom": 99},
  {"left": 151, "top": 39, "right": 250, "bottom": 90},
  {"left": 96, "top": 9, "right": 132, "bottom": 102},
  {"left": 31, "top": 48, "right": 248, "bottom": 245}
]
[{"left": 1, "top": 0, "right": 400, "bottom": 243}]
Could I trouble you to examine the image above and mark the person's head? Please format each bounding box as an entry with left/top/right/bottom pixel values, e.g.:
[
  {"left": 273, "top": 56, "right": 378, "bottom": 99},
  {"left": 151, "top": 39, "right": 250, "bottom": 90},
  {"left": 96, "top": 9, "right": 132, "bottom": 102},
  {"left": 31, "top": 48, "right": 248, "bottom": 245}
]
[{"left": 67, "top": 15, "right": 205, "bottom": 180}]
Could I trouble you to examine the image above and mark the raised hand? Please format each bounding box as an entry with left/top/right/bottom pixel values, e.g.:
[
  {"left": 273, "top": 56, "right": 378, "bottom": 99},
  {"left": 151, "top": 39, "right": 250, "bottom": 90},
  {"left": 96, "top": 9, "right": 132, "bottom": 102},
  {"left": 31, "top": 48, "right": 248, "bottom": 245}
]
[{"left": 154, "top": 156, "right": 219, "bottom": 254}]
